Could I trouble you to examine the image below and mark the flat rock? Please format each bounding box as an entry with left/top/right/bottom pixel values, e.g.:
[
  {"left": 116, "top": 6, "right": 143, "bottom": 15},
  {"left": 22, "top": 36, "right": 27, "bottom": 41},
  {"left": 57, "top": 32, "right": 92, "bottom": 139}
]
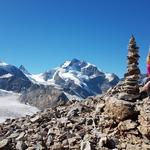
[{"left": 30, "top": 114, "right": 40, "bottom": 123}]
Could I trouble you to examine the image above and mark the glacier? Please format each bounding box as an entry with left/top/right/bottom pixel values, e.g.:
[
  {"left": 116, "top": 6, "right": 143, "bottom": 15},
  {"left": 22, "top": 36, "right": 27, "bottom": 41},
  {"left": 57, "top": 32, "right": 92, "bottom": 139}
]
[{"left": 0, "top": 90, "right": 39, "bottom": 123}]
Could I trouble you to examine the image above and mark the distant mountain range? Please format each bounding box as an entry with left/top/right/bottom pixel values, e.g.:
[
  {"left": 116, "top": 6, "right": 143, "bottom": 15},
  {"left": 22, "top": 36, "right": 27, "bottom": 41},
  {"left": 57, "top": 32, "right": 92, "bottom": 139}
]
[{"left": 0, "top": 59, "right": 119, "bottom": 109}]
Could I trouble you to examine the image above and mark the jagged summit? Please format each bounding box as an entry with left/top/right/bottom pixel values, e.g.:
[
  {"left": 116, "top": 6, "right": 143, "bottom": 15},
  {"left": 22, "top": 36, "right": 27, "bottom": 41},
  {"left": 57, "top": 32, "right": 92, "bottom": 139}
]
[
  {"left": 0, "top": 63, "right": 32, "bottom": 92},
  {"left": 19, "top": 65, "right": 31, "bottom": 75},
  {"left": 0, "top": 60, "right": 8, "bottom": 66},
  {"left": 61, "top": 58, "right": 94, "bottom": 71}
]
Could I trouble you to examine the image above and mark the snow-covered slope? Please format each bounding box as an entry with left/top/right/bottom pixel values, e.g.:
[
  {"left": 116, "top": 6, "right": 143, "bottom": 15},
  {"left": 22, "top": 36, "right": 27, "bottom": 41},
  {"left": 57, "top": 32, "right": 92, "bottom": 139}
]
[
  {"left": 0, "top": 89, "right": 39, "bottom": 123},
  {"left": 21, "top": 59, "right": 119, "bottom": 99}
]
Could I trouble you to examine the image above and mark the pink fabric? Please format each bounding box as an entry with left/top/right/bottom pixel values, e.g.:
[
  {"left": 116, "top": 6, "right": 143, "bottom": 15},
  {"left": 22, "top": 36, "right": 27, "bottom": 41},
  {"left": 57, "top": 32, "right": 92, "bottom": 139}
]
[{"left": 147, "top": 64, "right": 150, "bottom": 76}]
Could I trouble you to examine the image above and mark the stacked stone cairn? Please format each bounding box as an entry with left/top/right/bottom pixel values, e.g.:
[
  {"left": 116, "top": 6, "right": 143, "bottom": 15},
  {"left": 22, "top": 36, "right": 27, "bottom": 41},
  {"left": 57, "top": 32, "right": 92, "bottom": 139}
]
[
  {"left": 107, "top": 35, "right": 141, "bottom": 101},
  {"left": 123, "top": 35, "right": 140, "bottom": 95}
]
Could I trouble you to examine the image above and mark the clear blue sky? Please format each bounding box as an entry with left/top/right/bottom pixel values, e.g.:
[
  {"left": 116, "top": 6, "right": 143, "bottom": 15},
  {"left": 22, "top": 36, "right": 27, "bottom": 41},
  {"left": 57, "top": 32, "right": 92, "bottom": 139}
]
[{"left": 0, "top": 0, "right": 150, "bottom": 77}]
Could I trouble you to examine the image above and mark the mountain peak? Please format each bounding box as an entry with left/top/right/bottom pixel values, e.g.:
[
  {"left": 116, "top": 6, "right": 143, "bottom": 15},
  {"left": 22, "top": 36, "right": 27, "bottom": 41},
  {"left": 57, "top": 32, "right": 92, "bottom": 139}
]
[
  {"left": 70, "top": 58, "right": 86, "bottom": 65},
  {"left": 0, "top": 60, "right": 8, "bottom": 66},
  {"left": 61, "top": 58, "right": 88, "bottom": 70},
  {"left": 19, "top": 65, "right": 31, "bottom": 75},
  {"left": 70, "top": 58, "right": 81, "bottom": 63}
]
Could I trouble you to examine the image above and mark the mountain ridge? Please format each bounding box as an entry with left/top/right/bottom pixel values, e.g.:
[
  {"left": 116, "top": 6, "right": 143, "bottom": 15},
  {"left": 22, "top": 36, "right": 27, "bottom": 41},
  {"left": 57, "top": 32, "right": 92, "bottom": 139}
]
[
  {"left": 19, "top": 59, "right": 119, "bottom": 99},
  {"left": 0, "top": 59, "right": 119, "bottom": 109}
]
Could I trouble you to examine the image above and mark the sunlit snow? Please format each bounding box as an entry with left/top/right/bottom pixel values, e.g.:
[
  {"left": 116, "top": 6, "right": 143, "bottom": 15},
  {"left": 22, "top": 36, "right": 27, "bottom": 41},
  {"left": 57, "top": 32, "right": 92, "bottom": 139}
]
[
  {"left": 0, "top": 73, "right": 13, "bottom": 79},
  {"left": 105, "top": 73, "right": 114, "bottom": 82}
]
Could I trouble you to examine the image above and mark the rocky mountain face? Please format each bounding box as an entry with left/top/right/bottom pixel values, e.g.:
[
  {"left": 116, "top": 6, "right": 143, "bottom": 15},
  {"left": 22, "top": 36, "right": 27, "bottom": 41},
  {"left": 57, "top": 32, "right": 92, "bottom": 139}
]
[
  {"left": 40, "top": 59, "right": 119, "bottom": 97},
  {"left": 0, "top": 62, "right": 32, "bottom": 92},
  {"left": 21, "top": 59, "right": 119, "bottom": 99},
  {"left": 19, "top": 59, "right": 119, "bottom": 109},
  {"left": 20, "top": 85, "right": 69, "bottom": 110}
]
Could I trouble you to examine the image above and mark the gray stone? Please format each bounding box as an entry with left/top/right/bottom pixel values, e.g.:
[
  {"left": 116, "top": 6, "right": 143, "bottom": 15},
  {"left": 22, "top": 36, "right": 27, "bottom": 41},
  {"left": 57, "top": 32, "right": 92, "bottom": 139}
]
[
  {"left": 46, "top": 135, "right": 53, "bottom": 147},
  {"left": 80, "top": 140, "right": 91, "bottom": 150},
  {"left": 0, "top": 139, "right": 9, "bottom": 149},
  {"left": 16, "top": 141, "right": 27, "bottom": 150},
  {"left": 99, "top": 137, "right": 108, "bottom": 147},
  {"left": 16, "top": 132, "right": 25, "bottom": 141},
  {"left": 30, "top": 115, "right": 40, "bottom": 123}
]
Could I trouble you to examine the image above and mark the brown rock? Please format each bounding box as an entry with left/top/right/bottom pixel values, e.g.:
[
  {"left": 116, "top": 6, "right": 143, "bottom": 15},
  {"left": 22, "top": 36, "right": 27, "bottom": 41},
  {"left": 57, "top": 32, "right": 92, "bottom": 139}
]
[
  {"left": 104, "top": 97, "right": 135, "bottom": 121},
  {"left": 118, "top": 119, "right": 137, "bottom": 131}
]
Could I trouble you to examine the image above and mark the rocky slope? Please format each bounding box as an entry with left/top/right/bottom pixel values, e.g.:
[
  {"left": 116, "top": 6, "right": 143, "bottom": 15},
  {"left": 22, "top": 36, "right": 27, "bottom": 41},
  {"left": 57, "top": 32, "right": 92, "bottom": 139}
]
[
  {"left": 20, "top": 85, "right": 69, "bottom": 110},
  {"left": 1, "top": 89, "right": 150, "bottom": 150}
]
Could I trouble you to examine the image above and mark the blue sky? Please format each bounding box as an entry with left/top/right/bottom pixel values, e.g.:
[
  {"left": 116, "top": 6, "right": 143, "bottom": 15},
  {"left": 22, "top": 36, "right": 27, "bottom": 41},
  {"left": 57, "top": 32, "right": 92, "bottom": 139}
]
[{"left": 0, "top": 0, "right": 150, "bottom": 77}]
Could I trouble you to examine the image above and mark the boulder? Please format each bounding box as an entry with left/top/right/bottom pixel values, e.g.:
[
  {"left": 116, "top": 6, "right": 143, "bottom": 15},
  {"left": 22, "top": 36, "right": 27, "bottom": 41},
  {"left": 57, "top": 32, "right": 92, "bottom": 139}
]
[{"left": 104, "top": 97, "right": 135, "bottom": 121}]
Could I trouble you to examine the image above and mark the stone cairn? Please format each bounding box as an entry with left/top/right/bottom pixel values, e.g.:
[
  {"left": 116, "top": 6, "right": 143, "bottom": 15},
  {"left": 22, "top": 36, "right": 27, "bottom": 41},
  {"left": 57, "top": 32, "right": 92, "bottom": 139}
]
[
  {"left": 107, "top": 35, "right": 141, "bottom": 101},
  {"left": 123, "top": 35, "right": 140, "bottom": 94}
]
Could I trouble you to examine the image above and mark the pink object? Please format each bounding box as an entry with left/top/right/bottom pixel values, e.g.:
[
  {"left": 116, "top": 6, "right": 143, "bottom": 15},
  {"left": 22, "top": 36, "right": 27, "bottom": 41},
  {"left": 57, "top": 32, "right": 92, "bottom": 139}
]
[{"left": 147, "top": 64, "right": 150, "bottom": 76}]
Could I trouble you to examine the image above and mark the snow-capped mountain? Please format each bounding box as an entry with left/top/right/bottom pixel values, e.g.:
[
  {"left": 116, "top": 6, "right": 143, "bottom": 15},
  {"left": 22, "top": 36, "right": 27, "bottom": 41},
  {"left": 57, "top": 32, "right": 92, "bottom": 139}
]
[
  {"left": 21, "top": 59, "right": 119, "bottom": 99},
  {"left": 0, "top": 61, "right": 32, "bottom": 92},
  {"left": 0, "top": 59, "right": 119, "bottom": 110}
]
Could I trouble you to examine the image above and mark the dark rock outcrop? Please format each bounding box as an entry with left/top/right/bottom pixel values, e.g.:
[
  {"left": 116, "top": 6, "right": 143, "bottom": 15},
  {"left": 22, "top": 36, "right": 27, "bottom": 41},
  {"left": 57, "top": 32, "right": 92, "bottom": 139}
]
[
  {"left": 20, "top": 85, "right": 69, "bottom": 110},
  {"left": 0, "top": 64, "right": 32, "bottom": 92}
]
